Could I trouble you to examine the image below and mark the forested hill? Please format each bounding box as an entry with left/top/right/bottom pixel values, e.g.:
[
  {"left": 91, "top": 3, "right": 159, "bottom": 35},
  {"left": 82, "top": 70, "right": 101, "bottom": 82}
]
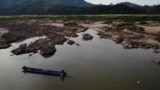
[{"left": 0, "top": 0, "right": 159, "bottom": 15}]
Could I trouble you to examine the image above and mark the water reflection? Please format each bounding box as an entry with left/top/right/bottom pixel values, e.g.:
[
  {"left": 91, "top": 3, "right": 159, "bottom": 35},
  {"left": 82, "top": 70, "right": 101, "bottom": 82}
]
[
  {"left": 60, "top": 76, "right": 65, "bottom": 81},
  {"left": 40, "top": 50, "right": 57, "bottom": 58}
]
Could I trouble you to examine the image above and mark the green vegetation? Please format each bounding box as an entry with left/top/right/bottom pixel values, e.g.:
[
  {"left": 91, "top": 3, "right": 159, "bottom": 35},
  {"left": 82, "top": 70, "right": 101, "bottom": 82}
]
[
  {"left": 104, "top": 20, "right": 113, "bottom": 24},
  {"left": 114, "top": 22, "right": 133, "bottom": 27},
  {"left": 113, "top": 21, "right": 137, "bottom": 31},
  {"left": 139, "top": 21, "right": 148, "bottom": 25},
  {"left": 64, "top": 21, "right": 77, "bottom": 26}
]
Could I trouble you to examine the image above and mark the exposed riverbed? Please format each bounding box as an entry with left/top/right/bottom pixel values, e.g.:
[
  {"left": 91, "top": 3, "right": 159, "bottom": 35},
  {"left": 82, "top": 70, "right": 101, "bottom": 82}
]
[{"left": 0, "top": 29, "right": 160, "bottom": 90}]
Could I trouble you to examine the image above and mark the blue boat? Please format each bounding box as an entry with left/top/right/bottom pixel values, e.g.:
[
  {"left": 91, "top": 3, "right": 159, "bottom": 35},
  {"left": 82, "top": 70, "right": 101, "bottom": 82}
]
[{"left": 22, "top": 66, "right": 67, "bottom": 77}]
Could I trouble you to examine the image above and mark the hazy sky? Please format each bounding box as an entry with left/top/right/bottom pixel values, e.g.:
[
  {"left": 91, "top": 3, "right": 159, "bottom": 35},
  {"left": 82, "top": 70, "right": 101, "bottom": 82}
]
[{"left": 85, "top": 0, "right": 160, "bottom": 5}]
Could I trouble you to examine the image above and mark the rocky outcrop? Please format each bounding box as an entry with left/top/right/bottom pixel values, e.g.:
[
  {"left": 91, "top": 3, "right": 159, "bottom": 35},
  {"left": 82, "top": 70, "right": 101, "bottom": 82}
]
[
  {"left": 11, "top": 38, "right": 56, "bottom": 57},
  {"left": 0, "top": 43, "right": 11, "bottom": 49},
  {"left": 40, "top": 42, "right": 56, "bottom": 56},
  {"left": 48, "top": 34, "right": 67, "bottom": 44},
  {"left": 112, "top": 35, "right": 124, "bottom": 43},
  {"left": 83, "top": 33, "right": 93, "bottom": 40},
  {"left": 153, "top": 60, "right": 160, "bottom": 65},
  {"left": 2, "top": 33, "right": 24, "bottom": 43},
  {"left": 153, "top": 49, "right": 160, "bottom": 53},
  {"left": 0, "top": 30, "right": 26, "bottom": 49},
  {"left": 67, "top": 40, "right": 75, "bottom": 45},
  {"left": 122, "top": 40, "right": 153, "bottom": 49},
  {"left": 1, "top": 19, "right": 160, "bottom": 57},
  {"left": 0, "top": 37, "right": 11, "bottom": 49},
  {"left": 12, "top": 44, "right": 27, "bottom": 55},
  {"left": 122, "top": 40, "right": 134, "bottom": 49}
]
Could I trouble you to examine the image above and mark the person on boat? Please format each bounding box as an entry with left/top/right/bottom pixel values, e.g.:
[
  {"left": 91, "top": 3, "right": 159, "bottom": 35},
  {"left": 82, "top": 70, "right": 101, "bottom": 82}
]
[
  {"left": 43, "top": 70, "right": 47, "bottom": 73},
  {"left": 61, "top": 68, "right": 65, "bottom": 77}
]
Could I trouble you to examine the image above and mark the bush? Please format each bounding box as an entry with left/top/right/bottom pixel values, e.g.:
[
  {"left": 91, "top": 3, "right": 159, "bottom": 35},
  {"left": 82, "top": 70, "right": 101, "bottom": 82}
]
[
  {"left": 64, "top": 21, "right": 77, "bottom": 26},
  {"left": 115, "top": 22, "right": 133, "bottom": 27},
  {"left": 127, "top": 25, "right": 137, "bottom": 31},
  {"left": 104, "top": 20, "right": 113, "bottom": 24},
  {"left": 113, "top": 21, "right": 139, "bottom": 31}
]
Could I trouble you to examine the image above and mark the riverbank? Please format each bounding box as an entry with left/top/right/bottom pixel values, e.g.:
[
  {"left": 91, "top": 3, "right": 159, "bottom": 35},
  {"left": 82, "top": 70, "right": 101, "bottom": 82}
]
[{"left": 0, "top": 15, "right": 160, "bottom": 57}]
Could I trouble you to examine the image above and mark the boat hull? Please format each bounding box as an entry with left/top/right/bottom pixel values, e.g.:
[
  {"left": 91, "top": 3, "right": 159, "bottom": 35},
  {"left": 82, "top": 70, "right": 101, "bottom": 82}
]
[{"left": 22, "top": 66, "right": 67, "bottom": 77}]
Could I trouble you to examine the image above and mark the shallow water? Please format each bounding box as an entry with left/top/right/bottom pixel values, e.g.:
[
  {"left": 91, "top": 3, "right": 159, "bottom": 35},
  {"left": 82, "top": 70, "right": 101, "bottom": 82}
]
[{"left": 0, "top": 29, "right": 160, "bottom": 90}]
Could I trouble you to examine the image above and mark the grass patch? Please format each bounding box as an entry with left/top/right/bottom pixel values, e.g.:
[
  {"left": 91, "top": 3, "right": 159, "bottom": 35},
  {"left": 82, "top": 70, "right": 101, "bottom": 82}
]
[
  {"left": 104, "top": 20, "right": 113, "bottom": 24},
  {"left": 127, "top": 25, "right": 137, "bottom": 31},
  {"left": 64, "top": 21, "right": 77, "bottom": 26},
  {"left": 114, "top": 21, "right": 145, "bottom": 32},
  {"left": 115, "top": 22, "right": 133, "bottom": 27},
  {"left": 113, "top": 21, "right": 139, "bottom": 31}
]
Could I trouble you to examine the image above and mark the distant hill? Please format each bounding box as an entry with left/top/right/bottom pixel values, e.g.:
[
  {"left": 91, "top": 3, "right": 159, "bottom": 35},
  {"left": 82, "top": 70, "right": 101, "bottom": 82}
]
[
  {"left": 0, "top": 0, "right": 19, "bottom": 8},
  {"left": 120, "top": 2, "right": 141, "bottom": 8},
  {"left": 0, "top": 0, "right": 92, "bottom": 8},
  {"left": 120, "top": 2, "right": 147, "bottom": 13},
  {"left": 0, "top": 0, "right": 160, "bottom": 15},
  {"left": 43, "top": 0, "right": 92, "bottom": 7}
]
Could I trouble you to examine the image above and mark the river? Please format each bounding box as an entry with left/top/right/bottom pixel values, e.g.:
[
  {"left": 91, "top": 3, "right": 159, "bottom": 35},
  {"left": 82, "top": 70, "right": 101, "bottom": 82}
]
[{"left": 0, "top": 29, "right": 160, "bottom": 90}]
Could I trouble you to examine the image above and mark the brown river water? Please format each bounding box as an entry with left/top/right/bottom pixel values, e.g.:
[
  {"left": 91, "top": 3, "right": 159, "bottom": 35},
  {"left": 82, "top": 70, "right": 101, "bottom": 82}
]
[{"left": 0, "top": 29, "right": 160, "bottom": 90}]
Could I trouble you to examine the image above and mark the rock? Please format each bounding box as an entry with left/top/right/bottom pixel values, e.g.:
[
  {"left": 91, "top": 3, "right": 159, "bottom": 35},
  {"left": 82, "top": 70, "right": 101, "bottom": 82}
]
[
  {"left": 0, "top": 43, "right": 11, "bottom": 49},
  {"left": 83, "top": 27, "right": 89, "bottom": 32},
  {"left": 112, "top": 35, "right": 124, "bottom": 43},
  {"left": 40, "top": 43, "right": 56, "bottom": 56},
  {"left": 122, "top": 40, "right": 133, "bottom": 49},
  {"left": 153, "top": 49, "right": 160, "bottom": 53},
  {"left": 77, "top": 27, "right": 88, "bottom": 33},
  {"left": 11, "top": 44, "right": 27, "bottom": 55},
  {"left": 153, "top": 50, "right": 159, "bottom": 53},
  {"left": 2, "top": 33, "right": 23, "bottom": 43},
  {"left": 29, "top": 54, "right": 33, "bottom": 56},
  {"left": 76, "top": 43, "right": 80, "bottom": 46},
  {"left": 48, "top": 34, "right": 67, "bottom": 44},
  {"left": 153, "top": 60, "right": 160, "bottom": 65},
  {"left": 11, "top": 38, "right": 57, "bottom": 56},
  {"left": 67, "top": 40, "right": 75, "bottom": 45},
  {"left": 98, "top": 32, "right": 112, "bottom": 39},
  {"left": 83, "top": 33, "right": 93, "bottom": 41},
  {"left": 70, "top": 27, "right": 77, "bottom": 31},
  {"left": 0, "top": 37, "right": 11, "bottom": 49}
]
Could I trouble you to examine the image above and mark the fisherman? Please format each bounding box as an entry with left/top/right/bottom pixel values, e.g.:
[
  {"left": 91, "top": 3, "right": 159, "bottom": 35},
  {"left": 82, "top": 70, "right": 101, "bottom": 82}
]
[
  {"left": 43, "top": 70, "right": 47, "bottom": 73},
  {"left": 61, "top": 68, "right": 65, "bottom": 77}
]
